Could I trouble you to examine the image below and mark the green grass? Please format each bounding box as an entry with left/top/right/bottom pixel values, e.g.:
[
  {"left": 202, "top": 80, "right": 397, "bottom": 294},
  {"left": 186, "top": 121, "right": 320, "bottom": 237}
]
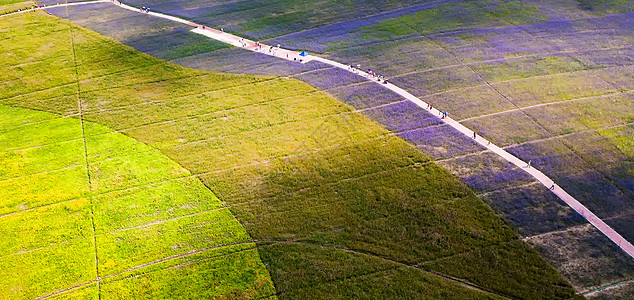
[
  {"left": 492, "top": 68, "right": 621, "bottom": 107},
  {"left": 577, "top": 0, "right": 634, "bottom": 13},
  {"left": 423, "top": 240, "right": 585, "bottom": 299},
  {"left": 100, "top": 244, "right": 275, "bottom": 299},
  {"left": 50, "top": 283, "right": 100, "bottom": 300},
  {"left": 0, "top": 105, "right": 275, "bottom": 299},
  {"left": 471, "top": 56, "right": 590, "bottom": 83},
  {"left": 0, "top": 10, "right": 579, "bottom": 299},
  {"left": 598, "top": 125, "right": 634, "bottom": 157},
  {"left": 0, "top": 237, "right": 96, "bottom": 298},
  {"left": 357, "top": 0, "right": 544, "bottom": 41},
  {"left": 524, "top": 94, "right": 634, "bottom": 135}
]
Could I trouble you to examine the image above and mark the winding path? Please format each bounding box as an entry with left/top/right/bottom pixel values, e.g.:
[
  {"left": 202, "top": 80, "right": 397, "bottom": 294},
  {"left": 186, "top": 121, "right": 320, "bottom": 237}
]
[{"left": 5, "top": 0, "right": 633, "bottom": 259}]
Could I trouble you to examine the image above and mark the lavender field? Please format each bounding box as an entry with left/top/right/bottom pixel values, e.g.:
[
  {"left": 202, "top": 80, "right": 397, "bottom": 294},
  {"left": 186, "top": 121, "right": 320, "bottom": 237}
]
[{"left": 41, "top": 0, "right": 634, "bottom": 297}]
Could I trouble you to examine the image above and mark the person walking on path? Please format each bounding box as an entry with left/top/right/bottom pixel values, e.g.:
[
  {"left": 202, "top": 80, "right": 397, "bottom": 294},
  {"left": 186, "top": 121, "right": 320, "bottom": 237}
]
[
  {"left": 550, "top": 184, "right": 555, "bottom": 190},
  {"left": 473, "top": 132, "right": 476, "bottom": 139}
]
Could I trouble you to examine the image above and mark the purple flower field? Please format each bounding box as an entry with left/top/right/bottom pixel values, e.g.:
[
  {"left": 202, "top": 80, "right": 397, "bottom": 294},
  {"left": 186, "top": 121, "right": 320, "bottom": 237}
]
[
  {"left": 438, "top": 152, "right": 535, "bottom": 193},
  {"left": 120, "top": 0, "right": 434, "bottom": 40},
  {"left": 397, "top": 124, "right": 483, "bottom": 160},
  {"left": 506, "top": 141, "right": 633, "bottom": 220},
  {"left": 327, "top": 81, "right": 403, "bottom": 109},
  {"left": 482, "top": 183, "right": 586, "bottom": 236},
  {"left": 361, "top": 100, "right": 443, "bottom": 133},
  {"left": 572, "top": 46, "right": 634, "bottom": 67},
  {"left": 390, "top": 66, "right": 486, "bottom": 97},
  {"left": 263, "top": 2, "right": 444, "bottom": 52},
  {"left": 233, "top": 60, "right": 330, "bottom": 76},
  {"left": 326, "top": 39, "right": 458, "bottom": 78},
  {"left": 292, "top": 67, "right": 366, "bottom": 90},
  {"left": 605, "top": 211, "right": 634, "bottom": 243}
]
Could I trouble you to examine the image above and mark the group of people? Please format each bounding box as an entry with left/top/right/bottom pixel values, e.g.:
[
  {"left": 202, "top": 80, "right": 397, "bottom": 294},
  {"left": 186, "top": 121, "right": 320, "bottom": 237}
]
[
  {"left": 347, "top": 65, "right": 389, "bottom": 84},
  {"left": 140, "top": 6, "right": 150, "bottom": 13},
  {"left": 365, "top": 68, "right": 389, "bottom": 84}
]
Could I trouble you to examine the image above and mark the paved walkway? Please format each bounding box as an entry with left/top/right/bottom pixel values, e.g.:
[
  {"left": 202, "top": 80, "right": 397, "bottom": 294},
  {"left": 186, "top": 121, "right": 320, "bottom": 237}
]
[
  {"left": 0, "top": 0, "right": 108, "bottom": 17},
  {"left": 6, "top": 0, "right": 633, "bottom": 259}
]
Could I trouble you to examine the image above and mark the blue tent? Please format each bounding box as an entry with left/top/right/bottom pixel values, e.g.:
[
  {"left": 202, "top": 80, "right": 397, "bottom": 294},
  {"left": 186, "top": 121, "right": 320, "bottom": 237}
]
[{"left": 299, "top": 51, "right": 309, "bottom": 57}]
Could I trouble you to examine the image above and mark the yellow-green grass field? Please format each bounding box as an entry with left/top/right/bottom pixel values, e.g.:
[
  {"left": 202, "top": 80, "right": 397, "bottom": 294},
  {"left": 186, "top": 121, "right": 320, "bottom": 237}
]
[
  {"left": 0, "top": 0, "right": 35, "bottom": 15},
  {"left": 0, "top": 9, "right": 580, "bottom": 299},
  {"left": 0, "top": 105, "right": 276, "bottom": 299}
]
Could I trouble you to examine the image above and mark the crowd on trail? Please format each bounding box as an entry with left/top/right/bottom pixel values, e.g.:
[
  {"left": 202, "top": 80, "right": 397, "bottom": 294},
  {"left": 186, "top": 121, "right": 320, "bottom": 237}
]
[
  {"left": 347, "top": 64, "right": 389, "bottom": 85},
  {"left": 140, "top": 6, "right": 150, "bottom": 13}
]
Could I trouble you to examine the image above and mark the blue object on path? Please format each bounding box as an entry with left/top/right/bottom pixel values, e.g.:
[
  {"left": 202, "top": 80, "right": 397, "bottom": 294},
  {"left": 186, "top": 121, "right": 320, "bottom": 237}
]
[{"left": 299, "top": 51, "right": 309, "bottom": 56}]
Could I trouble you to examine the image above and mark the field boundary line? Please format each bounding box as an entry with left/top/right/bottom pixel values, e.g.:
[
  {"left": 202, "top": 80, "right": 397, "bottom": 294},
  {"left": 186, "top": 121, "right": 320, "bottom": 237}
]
[
  {"left": 500, "top": 122, "right": 634, "bottom": 149},
  {"left": 36, "top": 241, "right": 258, "bottom": 299},
  {"left": 523, "top": 210, "right": 634, "bottom": 242},
  {"left": 0, "top": 164, "right": 81, "bottom": 184},
  {"left": 458, "top": 89, "right": 634, "bottom": 122},
  {"left": 288, "top": 240, "right": 515, "bottom": 299},
  {"left": 582, "top": 279, "right": 632, "bottom": 296},
  {"left": 393, "top": 63, "right": 634, "bottom": 101},
  {"left": 66, "top": 10, "right": 103, "bottom": 298},
  {"left": 385, "top": 47, "right": 633, "bottom": 80}
]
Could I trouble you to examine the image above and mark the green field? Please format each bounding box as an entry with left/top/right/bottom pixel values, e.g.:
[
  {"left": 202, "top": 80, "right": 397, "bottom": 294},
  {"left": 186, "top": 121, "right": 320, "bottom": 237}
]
[
  {"left": 0, "top": 104, "right": 276, "bottom": 299},
  {"left": 0, "top": 9, "right": 581, "bottom": 299}
]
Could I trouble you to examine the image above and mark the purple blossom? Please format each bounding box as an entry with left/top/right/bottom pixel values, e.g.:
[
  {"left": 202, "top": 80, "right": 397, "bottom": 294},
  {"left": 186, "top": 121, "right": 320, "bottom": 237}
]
[
  {"left": 292, "top": 67, "right": 366, "bottom": 90},
  {"left": 327, "top": 81, "right": 403, "bottom": 109},
  {"left": 442, "top": 152, "right": 534, "bottom": 193},
  {"left": 361, "top": 100, "right": 442, "bottom": 132},
  {"left": 507, "top": 141, "right": 634, "bottom": 219},
  {"left": 390, "top": 66, "right": 485, "bottom": 97},
  {"left": 397, "top": 124, "right": 483, "bottom": 160},
  {"left": 482, "top": 184, "right": 586, "bottom": 236}
]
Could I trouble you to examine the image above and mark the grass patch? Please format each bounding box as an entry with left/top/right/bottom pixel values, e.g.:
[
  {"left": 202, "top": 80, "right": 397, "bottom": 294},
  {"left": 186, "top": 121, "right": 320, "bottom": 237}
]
[
  {"left": 357, "top": 0, "right": 544, "bottom": 41},
  {"left": 0, "top": 104, "right": 274, "bottom": 299},
  {"left": 577, "top": 0, "right": 634, "bottom": 13},
  {"left": 0, "top": 0, "right": 35, "bottom": 15},
  {"left": 100, "top": 245, "right": 276, "bottom": 300},
  {"left": 471, "top": 55, "right": 589, "bottom": 82},
  {"left": 423, "top": 240, "right": 584, "bottom": 299},
  {"left": 598, "top": 124, "right": 634, "bottom": 157}
]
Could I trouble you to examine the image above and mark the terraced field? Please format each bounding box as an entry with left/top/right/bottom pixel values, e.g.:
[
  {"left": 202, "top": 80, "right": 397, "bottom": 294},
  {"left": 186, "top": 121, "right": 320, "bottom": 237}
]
[
  {"left": 43, "top": 0, "right": 634, "bottom": 297},
  {"left": 0, "top": 5, "right": 587, "bottom": 299}
]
